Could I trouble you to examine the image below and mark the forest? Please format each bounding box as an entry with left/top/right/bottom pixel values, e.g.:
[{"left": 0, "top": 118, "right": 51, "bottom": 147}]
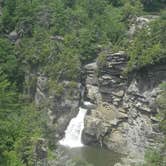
[{"left": 0, "top": 0, "right": 165, "bottom": 165}]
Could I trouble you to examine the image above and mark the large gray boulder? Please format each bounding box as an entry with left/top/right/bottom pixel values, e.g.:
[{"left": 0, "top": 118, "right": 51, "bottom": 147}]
[{"left": 8, "top": 31, "right": 19, "bottom": 42}]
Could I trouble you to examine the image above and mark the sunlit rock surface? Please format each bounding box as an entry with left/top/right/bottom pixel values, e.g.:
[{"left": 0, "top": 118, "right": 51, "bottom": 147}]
[{"left": 83, "top": 51, "right": 166, "bottom": 162}]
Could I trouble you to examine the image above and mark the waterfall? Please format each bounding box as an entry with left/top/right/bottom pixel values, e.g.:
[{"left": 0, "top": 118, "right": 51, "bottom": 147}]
[{"left": 59, "top": 107, "right": 87, "bottom": 148}]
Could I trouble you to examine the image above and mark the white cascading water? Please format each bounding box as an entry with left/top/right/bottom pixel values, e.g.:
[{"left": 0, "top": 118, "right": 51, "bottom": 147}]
[{"left": 59, "top": 107, "right": 87, "bottom": 148}]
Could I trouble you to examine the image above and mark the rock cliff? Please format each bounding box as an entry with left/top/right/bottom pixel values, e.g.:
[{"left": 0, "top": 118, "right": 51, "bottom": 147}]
[
  {"left": 34, "top": 75, "right": 81, "bottom": 144},
  {"left": 28, "top": 49, "right": 165, "bottom": 165},
  {"left": 82, "top": 51, "right": 166, "bottom": 161}
]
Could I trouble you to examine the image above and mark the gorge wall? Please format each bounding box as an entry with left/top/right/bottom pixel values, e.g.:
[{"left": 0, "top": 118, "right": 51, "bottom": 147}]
[
  {"left": 82, "top": 51, "right": 166, "bottom": 161},
  {"left": 26, "top": 16, "right": 166, "bottom": 161},
  {"left": 31, "top": 50, "right": 165, "bottom": 163},
  {"left": 29, "top": 48, "right": 165, "bottom": 165},
  {"left": 34, "top": 75, "right": 82, "bottom": 144}
]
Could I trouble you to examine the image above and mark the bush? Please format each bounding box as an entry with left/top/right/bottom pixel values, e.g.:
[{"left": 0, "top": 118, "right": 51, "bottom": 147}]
[
  {"left": 144, "top": 149, "right": 162, "bottom": 166},
  {"left": 97, "top": 52, "right": 108, "bottom": 70},
  {"left": 126, "top": 16, "right": 166, "bottom": 72}
]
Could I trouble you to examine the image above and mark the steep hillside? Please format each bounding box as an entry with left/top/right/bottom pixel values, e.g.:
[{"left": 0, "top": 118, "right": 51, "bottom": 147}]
[{"left": 0, "top": 0, "right": 165, "bottom": 165}]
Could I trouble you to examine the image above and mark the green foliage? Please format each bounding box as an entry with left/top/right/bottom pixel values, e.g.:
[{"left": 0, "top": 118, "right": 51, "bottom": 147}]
[
  {"left": 48, "top": 80, "right": 64, "bottom": 97},
  {"left": 0, "top": 0, "right": 165, "bottom": 165},
  {"left": 97, "top": 52, "right": 108, "bottom": 70},
  {"left": 127, "top": 16, "right": 166, "bottom": 72},
  {"left": 157, "top": 82, "right": 166, "bottom": 134},
  {"left": 0, "top": 39, "right": 16, "bottom": 78},
  {"left": 160, "top": 82, "right": 166, "bottom": 91},
  {"left": 122, "top": 0, "right": 143, "bottom": 22},
  {"left": 2, "top": 151, "right": 24, "bottom": 166},
  {"left": 0, "top": 73, "right": 46, "bottom": 165},
  {"left": 144, "top": 149, "right": 163, "bottom": 166},
  {"left": 80, "top": 0, "right": 107, "bottom": 18},
  {"left": 67, "top": 81, "right": 78, "bottom": 89}
]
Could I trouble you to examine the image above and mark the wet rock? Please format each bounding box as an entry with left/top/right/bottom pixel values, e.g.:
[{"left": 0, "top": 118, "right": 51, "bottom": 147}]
[
  {"left": 47, "top": 81, "right": 81, "bottom": 132},
  {"left": 83, "top": 101, "right": 96, "bottom": 110},
  {"left": 34, "top": 76, "right": 81, "bottom": 143}
]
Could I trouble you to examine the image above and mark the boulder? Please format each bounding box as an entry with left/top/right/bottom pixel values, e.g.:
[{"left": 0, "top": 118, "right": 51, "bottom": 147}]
[
  {"left": 85, "top": 62, "right": 98, "bottom": 86},
  {"left": 84, "top": 62, "right": 97, "bottom": 71},
  {"left": 8, "top": 31, "right": 19, "bottom": 42}
]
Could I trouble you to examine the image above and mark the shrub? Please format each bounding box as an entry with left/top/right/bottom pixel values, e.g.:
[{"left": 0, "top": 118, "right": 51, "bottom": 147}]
[{"left": 126, "top": 17, "right": 166, "bottom": 72}]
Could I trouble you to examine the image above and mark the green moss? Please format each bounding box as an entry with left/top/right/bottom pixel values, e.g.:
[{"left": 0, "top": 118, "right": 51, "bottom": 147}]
[
  {"left": 67, "top": 81, "right": 78, "bottom": 89},
  {"left": 97, "top": 52, "right": 107, "bottom": 69},
  {"left": 48, "top": 80, "right": 64, "bottom": 97}
]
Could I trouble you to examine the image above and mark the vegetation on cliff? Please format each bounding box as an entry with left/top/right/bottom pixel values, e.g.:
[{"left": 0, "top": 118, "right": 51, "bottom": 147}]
[
  {"left": 127, "top": 12, "right": 166, "bottom": 72},
  {"left": 143, "top": 82, "right": 166, "bottom": 166},
  {"left": 0, "top": 0, "right": 165, "bottom": 165},
  {"left": 0, "top": 73, "right": 47, "bottom": 165}
]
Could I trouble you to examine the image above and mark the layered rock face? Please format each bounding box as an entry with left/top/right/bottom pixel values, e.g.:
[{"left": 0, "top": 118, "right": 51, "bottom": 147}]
[{"left": 82, "top": 51, "right": 166, "bottom": 159}]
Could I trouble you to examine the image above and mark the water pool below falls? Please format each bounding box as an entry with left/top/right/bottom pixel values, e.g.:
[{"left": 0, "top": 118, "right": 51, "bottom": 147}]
[{"left": 59, "top": 103, "right": 122, "bottom": 166}]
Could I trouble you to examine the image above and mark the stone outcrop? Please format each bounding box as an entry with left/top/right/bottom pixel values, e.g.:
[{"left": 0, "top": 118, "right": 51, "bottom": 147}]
[
  {"left": 128, "top": 15, "right": 159, "bottom": 38},
  {"left": 82, "top": 51, "right": 166, "bottom": 162},
  {"left": 34, "top": 75, "right": 81, "bottom": 143},
  {"left": 84, "top": 62, "right": 102, "bottom": 104},
  {"left": 48, "top": 81, "right": 81, "bottom": 139},
  {"left": 35, "top": 75, "right": 48, "bottom": 106},
  {"left": 8, "top": 31, "right": 19, "bottom": 42}
]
